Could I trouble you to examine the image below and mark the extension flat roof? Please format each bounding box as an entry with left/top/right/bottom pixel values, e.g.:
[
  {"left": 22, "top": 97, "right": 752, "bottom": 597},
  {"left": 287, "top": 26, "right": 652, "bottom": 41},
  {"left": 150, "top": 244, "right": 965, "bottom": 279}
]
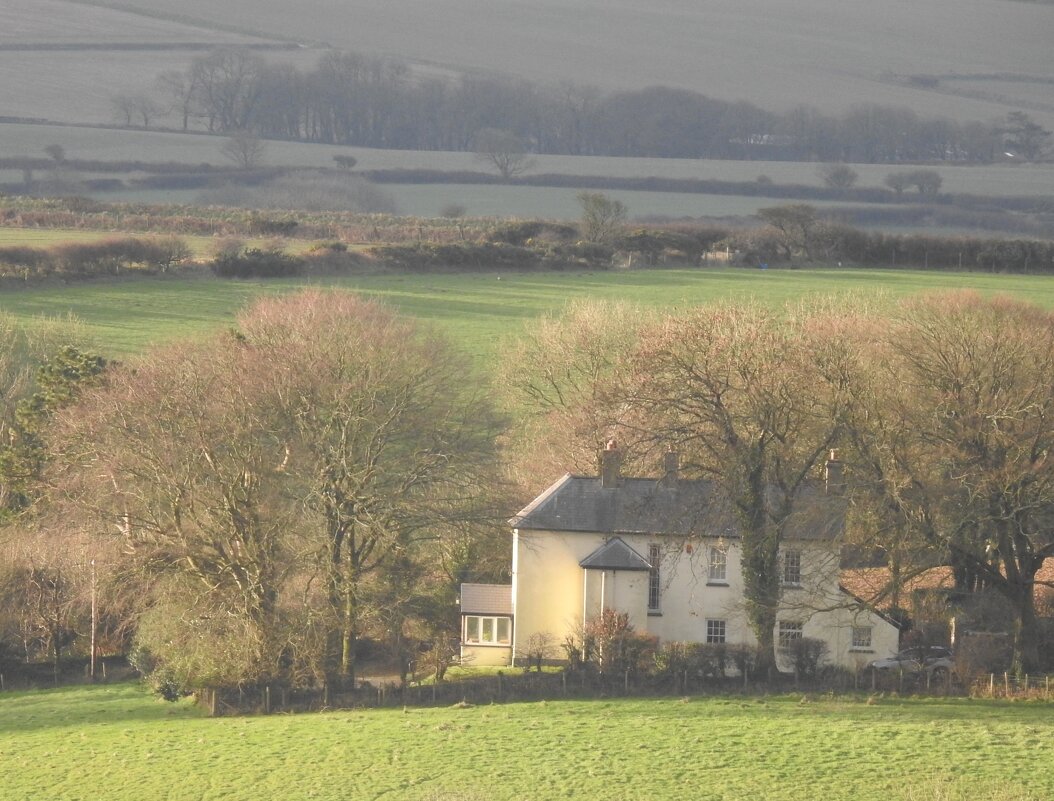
[{"left": 459, "top": 583, "right": 513, "bottom": 616}]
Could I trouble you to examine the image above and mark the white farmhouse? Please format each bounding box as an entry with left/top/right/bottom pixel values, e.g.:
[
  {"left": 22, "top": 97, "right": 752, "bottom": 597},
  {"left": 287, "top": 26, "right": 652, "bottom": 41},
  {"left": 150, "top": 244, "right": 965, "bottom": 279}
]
[{"left": 461, "top": 445, "right": 900, "bottom": 671}]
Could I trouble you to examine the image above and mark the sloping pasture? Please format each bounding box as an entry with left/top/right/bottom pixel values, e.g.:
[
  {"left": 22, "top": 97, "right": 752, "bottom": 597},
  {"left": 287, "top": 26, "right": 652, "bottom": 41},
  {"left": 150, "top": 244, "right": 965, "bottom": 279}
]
[
  {"left": 4, "top": 268, "right": 1054, "bottom": 360},
  {"left": 0, "top": 683, "right": 1051, "bottom": 801}
]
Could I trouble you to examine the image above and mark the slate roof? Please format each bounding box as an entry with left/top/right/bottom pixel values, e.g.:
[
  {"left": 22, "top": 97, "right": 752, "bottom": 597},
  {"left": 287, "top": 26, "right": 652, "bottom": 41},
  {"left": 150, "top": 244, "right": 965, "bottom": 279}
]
[
  {"left": 510, "top": 474, "right": 842, "bottom": 541},
  {"left": 460, "top": 583, "right": 513, "bottom": 616},
  {"left": 579, "top": 537, "right": 652, "bottom": 571}
]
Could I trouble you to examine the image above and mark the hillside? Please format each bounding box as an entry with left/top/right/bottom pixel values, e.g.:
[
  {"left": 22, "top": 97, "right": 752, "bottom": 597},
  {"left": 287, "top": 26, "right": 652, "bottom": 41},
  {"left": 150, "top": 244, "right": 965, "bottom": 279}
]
[{"left": 53, "top": 0, "right": 1054, "bottom": 129}]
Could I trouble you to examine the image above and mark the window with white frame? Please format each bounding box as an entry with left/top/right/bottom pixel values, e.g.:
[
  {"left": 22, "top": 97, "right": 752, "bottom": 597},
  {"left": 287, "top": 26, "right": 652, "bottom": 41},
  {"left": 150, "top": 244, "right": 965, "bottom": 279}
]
[
  {"left": 648, "top": 544, "right": 662, "bottom": 611},
  {"left": 705, "top": 619, "right": 726, "bottom": 644},
  {"left": 851, "top": 626, "right": 872, "bottom": 649},
  {"left": 782, "top": 549, "right": 802, "bottom": 585},
  {"left": 708, "top": 547, "right": 727, "bottom": 583},
  {"left": 778, "top": 621, "right": 804, "bottom": 647},
  {"left": 463, "top": 615, "right": 511, "bottom": 645}
]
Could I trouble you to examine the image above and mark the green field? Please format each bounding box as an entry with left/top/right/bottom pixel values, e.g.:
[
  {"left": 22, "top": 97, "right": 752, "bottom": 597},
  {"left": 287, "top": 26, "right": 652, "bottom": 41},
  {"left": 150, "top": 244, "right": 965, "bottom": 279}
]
[
  {"left": 5, "top": 122, "right": 1054, "bottom": 199},
  {"left": 4, "top": 268, "right": 1054, "bottom": 360},
  {"left": 382, "top": 184, "right": 856, "bottom": 220},
  {"left": 0, "top": 683, "right": 1050, "bottom": 801}
]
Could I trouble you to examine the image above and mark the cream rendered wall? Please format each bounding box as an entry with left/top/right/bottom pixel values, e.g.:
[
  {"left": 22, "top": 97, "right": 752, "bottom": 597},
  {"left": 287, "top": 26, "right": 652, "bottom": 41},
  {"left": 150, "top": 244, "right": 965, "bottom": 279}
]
[
  {"left": 512, "top": 529, "right": 900, "bottom": 670},
  {"left": 583, "top": 568, "right": 649, "bottom": 628},
  {"left": 461, "top": 644, "right": 513, "bottom": 667},
  {"left": 512, "top": 529, "right": 597, "bottom": 665}
]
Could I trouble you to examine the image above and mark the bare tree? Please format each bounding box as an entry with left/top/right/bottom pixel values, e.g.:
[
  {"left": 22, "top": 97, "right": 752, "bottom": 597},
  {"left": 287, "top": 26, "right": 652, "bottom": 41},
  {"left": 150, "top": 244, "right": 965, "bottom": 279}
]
[
  {"left": 51, "top": 338, "right": 300, "bottom": 686},
  {"left": 757, "top": 204, "right": 822, "bottom": 260},
  {"left": 905, "top": 169, "right": 943, "bottom": 195},
  {"left": 237, "top": 291, "right": 502, "bottom": 687},
  {"left": 577, "top": 191, "right": 627, "bottom": 244},
  {"left": 50, "top": 291, "right": 502, "bottom": 689},
  {"left": 500, "top": 300, "right": 648, "bottom": 485},
  {"left": 1001, "top": 111, "right": 1051, "bottom": 161},
  {"left": 111, "top": 93, "right": 163, "bottom": 129},
  {"left": 843, "top": 292, "right": 1054, "bottom": 672},
  {"left": 220, "top": 130, "right": 266, "bottom": 170},
  {"left": 188, "top": 48, "right": 263, "bottom": 132},
  {"left": 43, "top": 145, "right": 65, "bottom": 164},
  {"left": 817, "top": 163, "right": 858, "bottom": 189},
  {"left": 472, "top": 128, "right": 535, "bottom": 180},
  {"left": 884, "top": 172, "right": 912, "bottom": 196},
  {"left": 623, "top": 303, "right": 854, "bottom": 675},
  {"left": 156, "top": 70, "right": 199, "bottom": 132}
]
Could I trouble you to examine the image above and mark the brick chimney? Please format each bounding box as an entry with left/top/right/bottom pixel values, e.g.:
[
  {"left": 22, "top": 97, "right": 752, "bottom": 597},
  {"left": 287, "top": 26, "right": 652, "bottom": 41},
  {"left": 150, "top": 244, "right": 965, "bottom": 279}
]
[
  {"left": 825, "top": 449, "right": 844, "bottom": 495},
  {"left": 601, "top": 439, "right": 621, "bottom": 488},
  {"left": 661, "top": 450, "right": 680, "bottom": 488}
]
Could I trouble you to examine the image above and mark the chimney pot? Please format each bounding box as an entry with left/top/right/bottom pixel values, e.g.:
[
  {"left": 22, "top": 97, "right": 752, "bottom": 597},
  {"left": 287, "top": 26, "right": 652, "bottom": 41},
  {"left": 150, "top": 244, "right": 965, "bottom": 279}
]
[
  {"left": 825, "top": 450, "right": 844, "bottom": 495},
  {"left": 601, "top": 441, "right": 621, "bottom": 488},
  {"left": 662, "top": 451, "right": 680, "bottom": 488}
]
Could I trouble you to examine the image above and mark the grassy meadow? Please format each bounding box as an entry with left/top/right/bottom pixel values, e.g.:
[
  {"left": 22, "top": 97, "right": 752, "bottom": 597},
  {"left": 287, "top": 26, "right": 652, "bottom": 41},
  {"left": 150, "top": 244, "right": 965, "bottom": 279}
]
[
  {"left": 4, "top": 268, "right": 1054, "bottom": 361},
  {"left": 5, "top": 122, "right": 1054, "bottom": 199},
  {"left": 0, "top": 683, "right": 1050, "bottom": 801},
  {"left": 381, "top": 184, "right": 854, "bottom": 220}
]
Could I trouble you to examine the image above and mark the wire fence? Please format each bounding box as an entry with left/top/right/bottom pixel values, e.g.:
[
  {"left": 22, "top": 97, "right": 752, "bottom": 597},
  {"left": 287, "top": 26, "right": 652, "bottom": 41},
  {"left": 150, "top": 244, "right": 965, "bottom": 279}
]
[
  {"left": 197, "top": 664, "right": 1035, "bottom": 716},
  {"left": 971, "top": 672, "right": 1054, "bottom": 699}
]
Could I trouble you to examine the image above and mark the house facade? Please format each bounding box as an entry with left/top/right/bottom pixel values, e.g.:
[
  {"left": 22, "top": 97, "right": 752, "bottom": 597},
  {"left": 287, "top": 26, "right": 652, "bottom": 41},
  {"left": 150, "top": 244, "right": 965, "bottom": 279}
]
[{"left": 461, "top": 446, "right": 900, "bottom": 671}]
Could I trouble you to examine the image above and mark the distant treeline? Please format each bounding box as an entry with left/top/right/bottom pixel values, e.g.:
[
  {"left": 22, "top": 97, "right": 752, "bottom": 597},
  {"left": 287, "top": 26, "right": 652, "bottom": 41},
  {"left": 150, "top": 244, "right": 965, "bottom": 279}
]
[{"left": 138, "top": 48, "right": 1048, "bottom": 163}]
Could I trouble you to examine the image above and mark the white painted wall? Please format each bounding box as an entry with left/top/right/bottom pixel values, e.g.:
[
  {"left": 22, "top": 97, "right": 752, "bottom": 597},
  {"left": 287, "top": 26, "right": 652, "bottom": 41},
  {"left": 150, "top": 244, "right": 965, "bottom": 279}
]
[{"left": 513, "top": 528, "right": 900, "bottom": 671}]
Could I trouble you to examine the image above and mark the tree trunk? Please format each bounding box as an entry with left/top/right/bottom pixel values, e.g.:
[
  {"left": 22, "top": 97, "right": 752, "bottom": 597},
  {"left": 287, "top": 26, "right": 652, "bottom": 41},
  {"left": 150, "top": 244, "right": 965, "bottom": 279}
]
[
  {"left": 1003, "top": 573, "right": 1041, "bottom": 674},
  {"left": 340, "top": 584, "right": 357, "bottom": 689},
  {"left": 738, "top": 467, "right": 781, "bottom": 678},
  {"left": 325, "top": 519, "right": 346, "bottom": 689}
]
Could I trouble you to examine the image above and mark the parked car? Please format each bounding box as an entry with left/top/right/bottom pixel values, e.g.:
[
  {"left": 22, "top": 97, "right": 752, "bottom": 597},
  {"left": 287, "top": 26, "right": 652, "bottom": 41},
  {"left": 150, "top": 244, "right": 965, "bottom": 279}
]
[{"left": 868, "top": 646, "right": 954, "bottom": 677}]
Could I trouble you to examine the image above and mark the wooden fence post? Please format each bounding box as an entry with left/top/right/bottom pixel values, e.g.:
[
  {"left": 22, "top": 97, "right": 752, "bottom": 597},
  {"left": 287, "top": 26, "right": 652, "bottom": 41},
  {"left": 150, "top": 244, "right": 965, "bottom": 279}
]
[
  {"left": 264, "top": 685, "right": 271, "bottom": 715},
  {"left": 1004, "top": 672, "right": 1010, "bottom": 697}
]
